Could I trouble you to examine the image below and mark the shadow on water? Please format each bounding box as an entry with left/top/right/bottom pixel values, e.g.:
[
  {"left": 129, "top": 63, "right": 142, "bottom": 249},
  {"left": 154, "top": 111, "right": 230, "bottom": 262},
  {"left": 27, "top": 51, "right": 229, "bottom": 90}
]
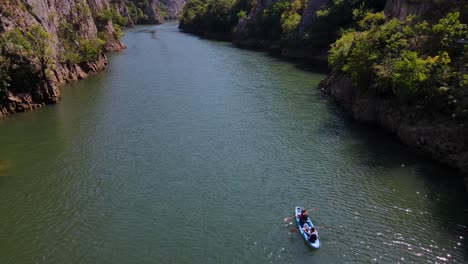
[
  {"left": 232, "top": 43, "right": 331, "bottom": 74},
  {"left": 319, "top": 97, "right": 468, "bottom": 258},
  {"left": 269, "top": 53, "right": 330, "bottom": 75},
  {"left": 178, "top": 28, "right": 331, "bottom": 75},
  {"left": 320, "top": 99, "right": 465, "bottom": 186}
]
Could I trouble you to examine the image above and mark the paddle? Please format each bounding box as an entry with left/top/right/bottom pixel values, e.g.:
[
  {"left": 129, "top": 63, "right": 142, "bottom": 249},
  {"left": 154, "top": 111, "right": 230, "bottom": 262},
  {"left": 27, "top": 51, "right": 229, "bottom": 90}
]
[
  {"left": 283, "top": 208, "right": 317, "bottom": 223},
  {"left": 289, "top": 226, "right": 330, "bottom": 233}
]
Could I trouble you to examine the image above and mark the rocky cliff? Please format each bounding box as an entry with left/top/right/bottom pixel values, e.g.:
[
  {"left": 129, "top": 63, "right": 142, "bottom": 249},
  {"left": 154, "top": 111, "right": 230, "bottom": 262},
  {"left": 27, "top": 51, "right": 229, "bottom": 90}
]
[
  {"left": 233, "top": 0, "right": 280, "bottom": 50},
  {"left": 383, "top": 0, "right": 430, "bottom": 20},
  {"left": 184, "top": 0, "right": 383, "bottom": 60},
  {"left": 160, "top": 0, "right": 186, "bottom": 19},
  {"left": 112, "top": 0, "right": 186, "bottom": 24},
  {"left": 0, "top": 0, "right": 186, "bottom": 117},
  {"left": 0, "top": 0, "right": 126, "bottom": 116}
]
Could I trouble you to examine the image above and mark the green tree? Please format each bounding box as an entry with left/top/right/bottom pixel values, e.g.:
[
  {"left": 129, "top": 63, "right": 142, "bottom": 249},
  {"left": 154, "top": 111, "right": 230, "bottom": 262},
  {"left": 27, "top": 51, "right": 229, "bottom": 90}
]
[{"left": 24, "top": 25, "right": 53, "bottom": 80}]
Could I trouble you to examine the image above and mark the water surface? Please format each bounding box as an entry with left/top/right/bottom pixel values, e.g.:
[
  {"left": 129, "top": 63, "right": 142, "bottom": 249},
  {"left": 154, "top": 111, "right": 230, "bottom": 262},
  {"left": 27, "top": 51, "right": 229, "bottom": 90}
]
[{"left": 0, "top": 22, "right": 467, "bottom": 263}]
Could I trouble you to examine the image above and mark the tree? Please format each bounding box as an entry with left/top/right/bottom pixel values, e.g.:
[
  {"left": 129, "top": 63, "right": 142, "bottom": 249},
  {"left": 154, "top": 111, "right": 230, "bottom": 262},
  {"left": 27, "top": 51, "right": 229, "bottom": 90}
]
[{"left": 24, "top": 25, "right": 53, "bottom": 80}]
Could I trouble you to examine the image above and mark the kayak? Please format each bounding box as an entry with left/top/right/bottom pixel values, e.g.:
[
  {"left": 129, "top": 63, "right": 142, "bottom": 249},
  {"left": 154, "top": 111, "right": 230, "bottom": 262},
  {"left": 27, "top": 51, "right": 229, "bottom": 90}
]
[{"left": 295, "top": 206, "right": 320, "bottom": 249}]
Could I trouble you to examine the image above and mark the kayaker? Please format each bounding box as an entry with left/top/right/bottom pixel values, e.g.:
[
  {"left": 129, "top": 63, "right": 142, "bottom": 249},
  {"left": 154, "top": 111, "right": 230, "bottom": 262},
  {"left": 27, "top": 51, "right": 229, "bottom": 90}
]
[
  {"left": 297, "top": 208, "right": 309, "bottom": 226},
  {"left": 308, "top": 227, "right": 318, "bottom": 243}
]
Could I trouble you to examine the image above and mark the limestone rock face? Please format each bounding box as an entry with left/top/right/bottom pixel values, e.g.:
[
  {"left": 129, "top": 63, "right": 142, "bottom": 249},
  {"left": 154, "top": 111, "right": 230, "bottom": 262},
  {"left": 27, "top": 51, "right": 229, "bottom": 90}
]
[
  {"left": 233, "top": 0, "right": 328, "bottom": 57},
  {"left": 123, "top": 0, "right": 186, "bottom": 23},
  {"left": 160, "top": 0, "right": 187, "bottom": 19},
  {"left": 297, "top": 0, "right": 327, "bottom": 37},
  {"left": 128, "top": 0, "right": 164, "bottom": 23},
  {"left": 0, "top": 0, "right": 187, "bottom": 116},
  {"left": 0, "top": 0, "right": 128, "bottom": 116},
  {"left": 384, "top": 0, "right": 431, "bottom": 20},
  {"left": 233, "top": 0, "right": 280, "bottom": 49}
]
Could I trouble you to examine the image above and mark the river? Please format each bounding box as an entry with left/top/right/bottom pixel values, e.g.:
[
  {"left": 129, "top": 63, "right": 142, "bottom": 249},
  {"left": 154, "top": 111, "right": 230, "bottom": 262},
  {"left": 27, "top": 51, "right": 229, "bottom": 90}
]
[{"left": 0, "top": 22, "right": 467, "bottom": 263}]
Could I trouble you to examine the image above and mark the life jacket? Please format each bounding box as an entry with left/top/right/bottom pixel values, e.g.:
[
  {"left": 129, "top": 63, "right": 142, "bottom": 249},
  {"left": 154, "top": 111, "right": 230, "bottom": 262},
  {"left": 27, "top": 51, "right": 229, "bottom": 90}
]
[{"left": 299, "top": 213, "right": 308, "bottom": 223}]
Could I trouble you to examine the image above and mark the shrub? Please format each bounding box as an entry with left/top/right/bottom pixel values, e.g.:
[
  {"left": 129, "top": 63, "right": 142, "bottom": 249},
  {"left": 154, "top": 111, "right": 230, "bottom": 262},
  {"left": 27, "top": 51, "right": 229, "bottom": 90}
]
[
  {"left": 0, "top": 26, "right": 52, "bottom": 96},
  {"left": 237, "top": 10, "right": 247, "bottom": 19},
  {"left": 79, "top": 38, "right": 106, "bottom": 62},
  {"left": 97, "top": 7, "right": 128, "bottom": 27},
  {"left": 329, "top": 11, "right": 467, "bottom": 116},
  {"left": 58, "top": 19, "right": 106, "bottom": 64}
]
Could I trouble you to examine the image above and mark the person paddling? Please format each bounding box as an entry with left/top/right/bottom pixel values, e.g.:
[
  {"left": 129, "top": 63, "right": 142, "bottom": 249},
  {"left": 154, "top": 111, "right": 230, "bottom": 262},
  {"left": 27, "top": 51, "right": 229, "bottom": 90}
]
[
  {"left": 308, "top": 227, "right": 318, "bottom": 243},
  {"left": 297, "top": 208, "right": 309, "bottom": 227}
]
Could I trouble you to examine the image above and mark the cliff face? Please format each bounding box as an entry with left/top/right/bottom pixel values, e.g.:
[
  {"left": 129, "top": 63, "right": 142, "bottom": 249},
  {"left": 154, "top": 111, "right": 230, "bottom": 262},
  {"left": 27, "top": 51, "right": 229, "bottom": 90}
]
[
  {"left": 384, "top": 0, "right": 431, "bottom": 20},
  {"left": 297, "top": 0, "right": 327, "bottom": 36},
  {"left": 127, "top": 0, "right": 164, "bottom": 23},
  {"left": 0, "top": 0, "right": 186, "bottom": 117},
  {"left": 281, "top": 0, "right": 328, "bottom": 59},
  {"left": 160, "top": 0, "right": 186, "bottom": 19},
  {"left": 232, "top": 0, "right": 340, "bottom": 59},
  {"left": 118, "top": 0, "right": 186, "bottom": 24},
  {"left": 0, "top": 0, "right": 126, "bottom": 116},
  {"left": 233, "top": 0, "right": 280, "bottom": 49}
]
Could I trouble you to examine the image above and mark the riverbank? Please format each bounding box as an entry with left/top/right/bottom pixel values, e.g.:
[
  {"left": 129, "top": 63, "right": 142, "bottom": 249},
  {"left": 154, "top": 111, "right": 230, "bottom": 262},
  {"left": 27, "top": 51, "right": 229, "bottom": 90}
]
[{"left": 319, "top": 72, "right": 468, "bottom": 185}]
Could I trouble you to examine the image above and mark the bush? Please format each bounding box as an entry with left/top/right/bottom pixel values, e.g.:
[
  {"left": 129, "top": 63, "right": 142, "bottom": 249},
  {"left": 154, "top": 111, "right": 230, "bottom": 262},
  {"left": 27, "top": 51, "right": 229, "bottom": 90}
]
[
  {"left": 126, "top": 1, "right": 147, "bottom": 23},
  {"left": 329, "top": 11, "right": 468, "bottom": 116},
  {"left": 0, "top": 26, "right": 52, "bottom": 96},
  {"left": 79, "top": 38, "right": 106, "bottom": 62},
  {"left": 237, "top": 10, "right": 247, "bottom": 19},
  {"left": 58, "top": 19, "right": 106, "bottom": 64},
  {"left": 97, "top": 7, "right": 128, "bottom": 27}
]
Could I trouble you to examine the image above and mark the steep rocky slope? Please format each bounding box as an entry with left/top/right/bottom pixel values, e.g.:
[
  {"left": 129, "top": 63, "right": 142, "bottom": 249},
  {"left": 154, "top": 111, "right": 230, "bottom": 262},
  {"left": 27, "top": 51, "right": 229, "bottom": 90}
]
[
  {"left": 160, "top": 0, "right": 186, "bottom": 19},
  {"left": 0, "top": 0, "right": 186, "bottom": 117},
  {"left": 233, "top": 0, "right": 329, "bottom": 54},
  {"left": 0, "top": 0, "right": 125, "bottom": 116},
  {"left": 384, "top": 0, "right": 431, "bottom": 20},
  {"left": 233, "top": 0, "right": 280, "bottom": 49},
  {"left": 111, "top": 0, "right": 186, "bottom": 24}
]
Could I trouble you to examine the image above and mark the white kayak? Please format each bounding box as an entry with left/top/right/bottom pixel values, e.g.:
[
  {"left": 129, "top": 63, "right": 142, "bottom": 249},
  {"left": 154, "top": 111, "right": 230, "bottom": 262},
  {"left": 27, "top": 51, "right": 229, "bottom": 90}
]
[{"left": 295, "top": 206, "right": 320, "bottom": 249}]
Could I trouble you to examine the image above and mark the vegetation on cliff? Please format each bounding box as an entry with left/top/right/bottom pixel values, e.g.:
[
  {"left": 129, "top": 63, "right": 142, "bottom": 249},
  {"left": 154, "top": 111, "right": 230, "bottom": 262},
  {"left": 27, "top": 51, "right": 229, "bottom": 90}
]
[
  {"left": 0, "top": 0, "right": 186, "bottom": 115},
  {"left": 178, "top": 0, "right": 253, "bottom": 35},
  {"left": 0, "top": 25, "right": 53, "bottom": 100},
  {"left": 178, "top": 0, "right": 385, "bottom": 48},
  {"left": 0, "top": 5, "right": 123, "bottom": 102},
  {"left": 178, "top": 0, "right": 302, "bottom": 36},
  {"left": 329, "top": 9, "right": 467, "bottom": 119},
  {"left": 179, "top": 0, "right": 466, "bottom": 120},
  {"left": 0, "top": 1, "right": 128, "bottom": 109}
]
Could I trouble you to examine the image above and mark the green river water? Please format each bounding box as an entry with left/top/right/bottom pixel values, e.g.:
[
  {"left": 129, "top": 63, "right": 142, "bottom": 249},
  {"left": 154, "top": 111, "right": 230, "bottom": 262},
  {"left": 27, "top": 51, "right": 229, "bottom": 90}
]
[{"left": 0, "top": 23, "right": 467, "bottom": 263}]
